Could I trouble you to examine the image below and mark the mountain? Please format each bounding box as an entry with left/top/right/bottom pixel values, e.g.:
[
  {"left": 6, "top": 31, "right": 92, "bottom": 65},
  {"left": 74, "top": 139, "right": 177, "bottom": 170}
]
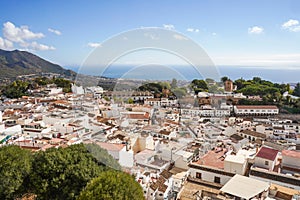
[{"left": 0, "top": 49, "right": 76, "bottom": 80}]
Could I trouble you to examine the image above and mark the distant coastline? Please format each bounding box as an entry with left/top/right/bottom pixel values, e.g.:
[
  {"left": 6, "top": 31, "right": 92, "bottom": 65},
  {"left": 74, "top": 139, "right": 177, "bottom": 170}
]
[{"left": 65, "top": 65, "right": 300, "bottom": 83}]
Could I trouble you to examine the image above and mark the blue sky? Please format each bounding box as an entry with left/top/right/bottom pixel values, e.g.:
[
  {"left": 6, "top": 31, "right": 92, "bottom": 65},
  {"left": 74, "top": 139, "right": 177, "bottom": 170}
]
[{"left": 1, "top": 0, "right": 300, "bottom": 72}]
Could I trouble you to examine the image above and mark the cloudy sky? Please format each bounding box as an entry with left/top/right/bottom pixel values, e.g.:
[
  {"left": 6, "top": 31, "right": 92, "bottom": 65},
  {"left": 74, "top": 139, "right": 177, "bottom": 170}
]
[{"left": 0, "top": 0, "right": 300, "bottom": 70}]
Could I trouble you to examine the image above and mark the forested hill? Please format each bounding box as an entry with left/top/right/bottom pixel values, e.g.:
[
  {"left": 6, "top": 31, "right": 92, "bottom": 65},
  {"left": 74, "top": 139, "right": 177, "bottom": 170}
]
[{"left": 0, "top": 49, "right": 76, "bottom": 80}]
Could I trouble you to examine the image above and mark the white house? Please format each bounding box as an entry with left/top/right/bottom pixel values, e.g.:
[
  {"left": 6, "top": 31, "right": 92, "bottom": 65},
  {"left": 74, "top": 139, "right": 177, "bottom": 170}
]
[
  {"left": 224, "top": 154, "right": 248, "bottom": 175},
  {"left": 281, "top": 150, "right": 300, "bottom": 172},
  {"left": 119, "top": 145, "right": 134, "bottom": 168},
  {"left": 254, "top": 146, "right": 279, "bottom": 171},
  {"left": 234, "top": 105, "right": 279, "bottom": 116}
]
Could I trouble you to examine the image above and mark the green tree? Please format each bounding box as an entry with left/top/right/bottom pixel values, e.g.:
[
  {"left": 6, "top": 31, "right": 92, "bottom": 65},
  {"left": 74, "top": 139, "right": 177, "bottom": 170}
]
[
  {"left": 191, "top": 79, "right": 208, "bottom": 93},
  {"left": 293, "top": 83, "right": 300, "bottom": 97},
  {"left": 0, "top": 146, "right": 33, "bottom": 200},
  {"left": 172, "top": 87, "right": 187, "bottom": 98},
  {"left": 2, "top": 80, "right": 29, "bottom": 98},
  {"left": 171, "top": 78, "right": 177, "bottom": 89},
  {"left": 29, "top": 144, "right": 104, "bottom": 200},
  {"left": 221, "top": 76, "right": 229, "bottom": 83},
  {"left": 252, "top": 77, "right": 262, "bottom": 84},
  {"left": 77, "top": 170, "right": 144, "bottom": 200},
  {"left": 127, "top": 98, "right": 134, "bottom": 104},
  {"left": 53, "top": 78, "right": 72, "bottom": 93}
]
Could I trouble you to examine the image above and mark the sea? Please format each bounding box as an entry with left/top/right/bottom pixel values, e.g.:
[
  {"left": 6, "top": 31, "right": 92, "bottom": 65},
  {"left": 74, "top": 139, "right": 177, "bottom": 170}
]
[{"left": 67, "top": 65, "right": 300, "bottom": 84}]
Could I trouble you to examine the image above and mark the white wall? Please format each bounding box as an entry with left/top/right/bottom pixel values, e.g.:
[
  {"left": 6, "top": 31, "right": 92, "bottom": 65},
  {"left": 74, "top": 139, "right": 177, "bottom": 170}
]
[
  {"left": 254, "top": 157, "right": 275, "bottom": 171},
  {"left": 119, "top": 146, "right": 134, "bottom": 168},
  {"left": 189, "top": 167, "right": 232, "bottom": 185},
  {"left": 282, "top": 155, "right": 300, "bottom": 169},
  {"left": 224, "top": 158, "right": 247, "bottom": 175}
]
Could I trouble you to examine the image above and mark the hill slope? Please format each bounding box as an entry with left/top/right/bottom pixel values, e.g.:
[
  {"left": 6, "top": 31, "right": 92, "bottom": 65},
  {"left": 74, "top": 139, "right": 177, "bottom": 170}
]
[{"left": 0, "top": 49, "right": 76, "bottom": 80}]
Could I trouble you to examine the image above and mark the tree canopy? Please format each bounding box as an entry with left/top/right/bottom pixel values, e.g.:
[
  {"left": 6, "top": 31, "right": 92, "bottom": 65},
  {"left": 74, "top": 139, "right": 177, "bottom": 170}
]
[
  {"left": 1, "top": 77, "right": 73, "bottom": 98},
  {"left": 293, "top": 83, "right": 300, "bottom": 97},
  {"left": 0, "top": 145, "right": 33, "bottom": 200},
  {"left": 0, "top": 143, "right": 132, "bottom": 200},
  {"left": 77, "top": 170, "right": 144, "bottom": 200},
  {"left": 191, "top": 79, "right": 208, "bottom": 93},
  {"left": 28, "top": 144, "right": 105, "bottom": 200}
]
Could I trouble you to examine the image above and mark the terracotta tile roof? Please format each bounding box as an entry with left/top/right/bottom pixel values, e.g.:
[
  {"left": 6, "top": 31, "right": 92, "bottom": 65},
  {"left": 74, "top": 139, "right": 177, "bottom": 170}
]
[
  {"left": 256, "top": 146, "right": 278, "bottom": 161},
  {"left": 96, "top": 142, "right": 125, "bottom": 151},
  {"left": 194, "top": 149, "right": 226, "bottom": 169},
  {"left": 159, "top": 130, "right": 171, "bottom": 135},
  {"left": 236, "top": 105, "right": 278, "bottom": 110},
  {"left": 160, "top": 170, "right": 172, "bottom": 179},
  {"left": 241, "top": 130, "right": 266, "bottom": 138},
  {"left": 282, "top": 150, "right": 300, "bottom": 159},
  {"left": 127, "top": 112, "right": 150, "bottom": 120}
]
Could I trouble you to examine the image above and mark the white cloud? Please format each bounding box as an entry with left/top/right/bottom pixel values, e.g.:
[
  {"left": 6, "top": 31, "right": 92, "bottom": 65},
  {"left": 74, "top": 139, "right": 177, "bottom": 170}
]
[
  {"left": 282, "top": 19, "right": 300, "bottom": 32},
  {"left": 0, "top": 37, "right": 14, "bottom": 50},
  {"left": 0, "top": 21, "right": 56, "bottom": 51},
  {"left": 87, "top": 42, "right": 102, "bottom": 48},
  {"left": 48, "top": 28, "right": 61, "bottom": 35},
  {"left": 212, "top": 32, "right": 217, "bottom": 36},
  {"left": 3, "top": 21, "right": 44, "bottom": 43},
  {"left": 19, "top": 41, "right": 55, "bottom": 51},
  {"left": 248, "top": 26, "right": 264, "bottom": 34},
  {"left": 173, "top": 34, "right": 188, "bottom": 40},
  {"left": 186, "top": 28, "right": 199, "bottom": 33},
  {"left": 163, "top": 24, "right": 175, "bottom": 30},
  {"left": 30, "top": 41, "right": 55, "bottom": 51}
]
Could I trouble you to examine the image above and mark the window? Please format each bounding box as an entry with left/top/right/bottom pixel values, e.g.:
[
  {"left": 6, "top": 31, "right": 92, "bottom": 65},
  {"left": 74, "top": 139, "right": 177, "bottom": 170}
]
[
  {"left": 214, "top": 176, "right": 221, "bottom": 184},
  {"left": 159, "top": 193, "right": 163, "bottom": 196},
  {"left": 196, "top": 172, "right": 202, "bottom": 179},
  {"left": 265, "top": 161, "right": 269, "bottom": 166}
]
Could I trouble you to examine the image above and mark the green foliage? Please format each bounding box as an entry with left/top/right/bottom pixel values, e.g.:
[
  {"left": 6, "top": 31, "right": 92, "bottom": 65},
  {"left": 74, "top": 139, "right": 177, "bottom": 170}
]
[
  {"left": 77, "top": 170, "right": 144, "bottom": 200},
  {"left": 208, "top": 84, "right": 224, "bottom": 93},
  {"left": 127, "top": 98, "right": 134, "bottom": 104},
  {"left": 34, "top": 77, "right": 51, "bottom": 86},
  {"left": 85, "top": 143, "right": 121, "bottom": 170},
  {"left": 293, "top": 83, "right": 300, "bottom": 97},
  {"left": 0, "top": 49, "right": 76, "bottom": 81},
  {"left": 2, "top": 80, "right": 29, "bottom": 98},
  {"left": 53, "top": 78, "right": 72, "bottom": 93},
  {"left": 282, "top": 106, "right": 300, "bottom": 114},
  {"left": 171, "top": 78, "right": 177, "bottom": 89},
  {"left": 172, "top": 87, "right": 187, "bottom": 98},
  {"left": 139, "top": 82, "right": 163, "bottom": 94},
  {"left": 2, "top": 77, "right": 73, "bottom": 98},
  {"left": 0, "top": 146, "right": 33, "bottom": 200},
  {"left": 221, "top": 76, "right": 229, "bottom": 83},
  {"left": 29, "top": 144, "right": 104, "bottom": 200},
  {"left": 191, "top": 79, "right": 208, "bottom": 93},
  {"left": 0, "top": 144, "right": 126, "bottom": 200},
  {"left": 159, "top": 81, "right": 171, "bottom": 90}
]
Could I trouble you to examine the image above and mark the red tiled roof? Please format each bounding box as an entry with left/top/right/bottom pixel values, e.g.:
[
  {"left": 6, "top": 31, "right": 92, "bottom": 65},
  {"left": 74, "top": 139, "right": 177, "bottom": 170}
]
[
  {"left": 256, "top": 147, "right": 278, "bottom": 161},
  {"left": 194, "top": 149, "right": 226, "bottom": 169},
  {"left": 127, "top": 112, "right": 150, "bottom": 120},
  {"left": 282, "top": 150, "right": 300, "bottom": 159},
  {"left": 96, "top": 142, "right": 125, "bottom": 151},
  {"left": 236, "top": 105, "right": 278, "bottom": 110},
  {"left": 159, "top": 130, "right": 171, "bottom": 135}
]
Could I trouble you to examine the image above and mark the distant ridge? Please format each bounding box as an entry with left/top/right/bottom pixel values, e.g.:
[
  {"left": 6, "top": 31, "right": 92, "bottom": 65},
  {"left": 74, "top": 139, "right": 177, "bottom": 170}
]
[{"left": 0, "top": 49, "right": 76, "bottom": 80}]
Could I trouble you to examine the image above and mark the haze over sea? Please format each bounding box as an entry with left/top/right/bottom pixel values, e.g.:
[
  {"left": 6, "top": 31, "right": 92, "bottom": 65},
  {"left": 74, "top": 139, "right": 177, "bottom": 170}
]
[{"left": 70, "top": 65, "right": 300, "bottom": 84}]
